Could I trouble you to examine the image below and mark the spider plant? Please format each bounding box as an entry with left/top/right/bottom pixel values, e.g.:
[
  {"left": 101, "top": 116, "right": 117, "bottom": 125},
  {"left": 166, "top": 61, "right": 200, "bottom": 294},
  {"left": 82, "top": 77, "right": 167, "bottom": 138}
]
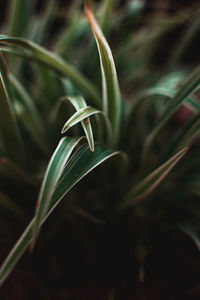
[{"left": 0, "top": 0, "right": 200, "bottom": 297}]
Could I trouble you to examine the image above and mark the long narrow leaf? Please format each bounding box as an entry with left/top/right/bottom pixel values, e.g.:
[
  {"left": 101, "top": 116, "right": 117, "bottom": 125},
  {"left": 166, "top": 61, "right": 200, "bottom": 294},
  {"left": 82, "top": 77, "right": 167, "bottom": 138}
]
[
  {"left": 51, "top": 144, "right": 121, "bottom": 208},
  {"left": 0, "top": 143, "right": 120, "bottom": 286},
  {"left": 10, "top": 0, "right": 32, "bottom": 38},
  {"left": 32, "top": 137, "right": 84, "bottom": 248},
  {"left": 0, "top": 35, "right": 101, "bottom": 106},
  {"left": 10, "top": 75, "right": 49, "bottom": 155},
  {"left": 0, "top": 73, "right": 24, "bottom": 165},
  {"left": 61, "top": 106, "right": 101, "bottom": 134},
  {"left": 121, "top": 147, "right": 188, "bottom": 209},
  {"left": 143, "top": 64, "right": 200, "bottom": 157},
  {"left": 84, "top": 2, "right": 121, "bottom": 144},
  {"left": 61, "top": 96, "right": 100, "bottom": 151}
]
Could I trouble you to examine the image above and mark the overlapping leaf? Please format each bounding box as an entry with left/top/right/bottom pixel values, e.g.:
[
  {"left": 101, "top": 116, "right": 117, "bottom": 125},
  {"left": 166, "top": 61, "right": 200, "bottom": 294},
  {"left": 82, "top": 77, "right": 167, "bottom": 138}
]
[
  {"left": 32, "top": 137, "right": 84, "bottom": 247},
  {"left": 61, "top": 96, "right": 102, "bottom": 151},
  {"left": 0, "top": 35, "right": 101, "bottom": 106},
  {"left": 0, "top": 142, "right": 120, "bottom": 286}
]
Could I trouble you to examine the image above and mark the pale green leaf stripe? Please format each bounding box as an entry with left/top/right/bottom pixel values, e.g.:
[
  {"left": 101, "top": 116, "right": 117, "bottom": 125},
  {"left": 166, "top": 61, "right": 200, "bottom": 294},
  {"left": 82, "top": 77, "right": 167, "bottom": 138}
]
[
  {"left": 66, "top": 95, "right": 87, "bottom": 110},
  {"left": 51, "top": 144, "right": 120, "bottom": 207},
  {"left": 62, "top": 96, "right": 99, "bottom": 152},
  {"left": 0, "top": 73, "right": 24, "bottom": 165},
  {"left": 61, "top": 106, "right": 101, "bottom": 150},
  {"left": 0, "top": 35, "right": 101, "bottom": 106},
  {"left": 122, "top": 147, "right": 188, "bottom": 209},
  {"left": 85, "top": 2, "right": 121, "bottom": 144},
  {"left": 145, "top": 64, "right": 200, "bottom": 154},
  {"left": 0, "top": 143, "right": 120, "bottom": 286},
  {"left": 32, "top": 137, "right": 84, "bottom": 247}
]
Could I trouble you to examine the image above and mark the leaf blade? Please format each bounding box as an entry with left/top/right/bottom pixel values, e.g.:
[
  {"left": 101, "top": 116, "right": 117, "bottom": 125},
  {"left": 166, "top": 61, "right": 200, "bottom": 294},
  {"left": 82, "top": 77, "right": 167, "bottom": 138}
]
[
  {"left": 0, "top": 35, "right": 101, "bottom": 106},
  {"left": 84, "top": 2, "right": 121, "bottom": 144},
  {"left": 32, "top": 137, "right": 84, "bottom": 248},
  {"left": 0, "top": 72, "right": 24, "bottom": 165},
  {"left": 122, "top": 147, "right": 188, "bottom": 209},
  {"left": 0, "top": 144, "right": 121, "bottom": 286}
]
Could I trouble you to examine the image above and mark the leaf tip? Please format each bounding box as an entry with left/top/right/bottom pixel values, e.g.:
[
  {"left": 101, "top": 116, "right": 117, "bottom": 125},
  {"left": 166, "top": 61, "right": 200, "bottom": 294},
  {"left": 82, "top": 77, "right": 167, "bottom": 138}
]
[
  {"left": 84, "top": 1, "right": 96, "bottom": 31},
  {"left": 61, "top": 125, "right": 68, "bottom": 134}
]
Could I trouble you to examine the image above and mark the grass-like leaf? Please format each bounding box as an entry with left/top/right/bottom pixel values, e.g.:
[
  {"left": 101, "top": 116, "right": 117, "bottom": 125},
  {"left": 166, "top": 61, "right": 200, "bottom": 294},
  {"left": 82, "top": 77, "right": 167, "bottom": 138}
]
[
  {"left": 32, "top": 137, "right": 84, "bottom": 248},
  {"left": 121, "top": 147, "right": 188, "bottom": 209},
  {"left": 51, "top": 143, "right": 121, "bottom": 209},
  {"left": 10, "top": 74, "right": 49, "bottom": 155},
  {"left": 61, "top": 106, "right": 102, "bottom": 151},
  {"left": 165, "top": 113, "right": 200, "bottom": 157},
  {"left": 84, "top": 1, "right": 121, "bottom": 144},
  {"left": 9, "top": 0, "right": 32, "bottom": 38},
  {"left": 61, "top": 96, "right": 102, "bottom": 151},
  {"left": 100, "top": 0, "right": 115, "bottom": 35},
  {"left": 143, "top": 64, "right": 200, "bottom": 157},
  {"left": 0, "top": 143, "right": 120, "bottom": 286},
  {"left": 0, "top": 71, "right": 24, "bottom": 165},
  {"left": 0, "top": 35, "right": 101, "bottom": 106}
]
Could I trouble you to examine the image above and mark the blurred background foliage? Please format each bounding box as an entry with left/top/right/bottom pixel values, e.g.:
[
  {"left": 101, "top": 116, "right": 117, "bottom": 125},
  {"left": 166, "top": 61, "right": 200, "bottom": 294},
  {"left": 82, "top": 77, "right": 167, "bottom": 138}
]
[{"left": 0, "top": 0, "right": 200, "bottom": 299}]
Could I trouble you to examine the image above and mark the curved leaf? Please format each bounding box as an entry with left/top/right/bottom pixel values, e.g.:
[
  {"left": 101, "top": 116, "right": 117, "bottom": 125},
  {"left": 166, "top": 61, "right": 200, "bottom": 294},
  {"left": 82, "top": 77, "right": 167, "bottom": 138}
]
[
  {"left": 84, "top": 1, "right": 121, "bottom": 144},
  {"left": 61, "top": 96, "right": 101, "bottom": 151},
  {"left": 143, "top": 64, "right": 200, "bottom": 157},
  {"left": 0, "top": 35, "right": 101, "bottom": 106},
  {"left": 0, "top": 143, "right": 120, "bottom": 286},
  {"left": 32, "top": 136, "right": 84, "bottom": 248},
  {"left": 0, "top": 72, "right": 24, "bottom": 165},
  {"left": 121, "top": 147, "right": 188, "bottom": 209},
  {"left": 61, "top": 106, "right": 102, "bottom": 151}
]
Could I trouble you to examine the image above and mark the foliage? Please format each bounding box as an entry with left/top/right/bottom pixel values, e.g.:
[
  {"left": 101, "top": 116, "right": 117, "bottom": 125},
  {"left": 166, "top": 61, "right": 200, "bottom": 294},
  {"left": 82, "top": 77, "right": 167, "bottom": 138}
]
[{"left": 0, "top": 0, "right": 200, "bottom": 294}]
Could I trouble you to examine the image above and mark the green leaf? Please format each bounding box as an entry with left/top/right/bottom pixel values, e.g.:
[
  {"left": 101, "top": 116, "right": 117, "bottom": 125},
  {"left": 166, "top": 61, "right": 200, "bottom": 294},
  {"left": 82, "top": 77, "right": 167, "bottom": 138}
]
[
  {"left": 9, "top": 74, "right": 49, "bottom": 155},
  {"left": 84, "top": 2, "right": 121, "bottom": 144},
  {"left": 143, "top": 64, "right": 200, "bottom": 157},
  {"left": 49, "top": 143, "right": 121, "bottom": 213},
  {"left": 61, "top": 96, "right": 102, "bottom": 151},
  {"left": 121, "top": 147, "right": 188, "bottom": 209},
  {"left": 0, "top": 35, "right": 101, "bottom": 106},
  {"left": 61, "top": 106, "right": 102, "bottom": 151},
  {"left": 165, "top": 113, "right": 200, "bottom": 156},
  {"left": 0, "top": 71, "right": 24, "bottom": 165},
  {"left": 100, "top": 0, "right": 115, "bottom": 35},
  {"left": 31, "top": 0, "right": 57, "bottom": 44},
  {"left": 0, "top": 143, "right": 120, "bottom": 286},
  {"left": 32, "top": 137, "right": 84, "bottom": 248},
  {"left": 55, "top": 1, "right": 82, "bottom": 54},
  {"left": 9, "top": 0, "right": 32, "bottom": 38}
]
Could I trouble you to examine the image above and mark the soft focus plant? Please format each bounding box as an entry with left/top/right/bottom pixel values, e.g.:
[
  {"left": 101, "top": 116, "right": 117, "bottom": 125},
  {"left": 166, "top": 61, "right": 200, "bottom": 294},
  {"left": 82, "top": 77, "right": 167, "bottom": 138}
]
[{"left": 0, "top": 0, "right": 200, "bottom": 290}]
